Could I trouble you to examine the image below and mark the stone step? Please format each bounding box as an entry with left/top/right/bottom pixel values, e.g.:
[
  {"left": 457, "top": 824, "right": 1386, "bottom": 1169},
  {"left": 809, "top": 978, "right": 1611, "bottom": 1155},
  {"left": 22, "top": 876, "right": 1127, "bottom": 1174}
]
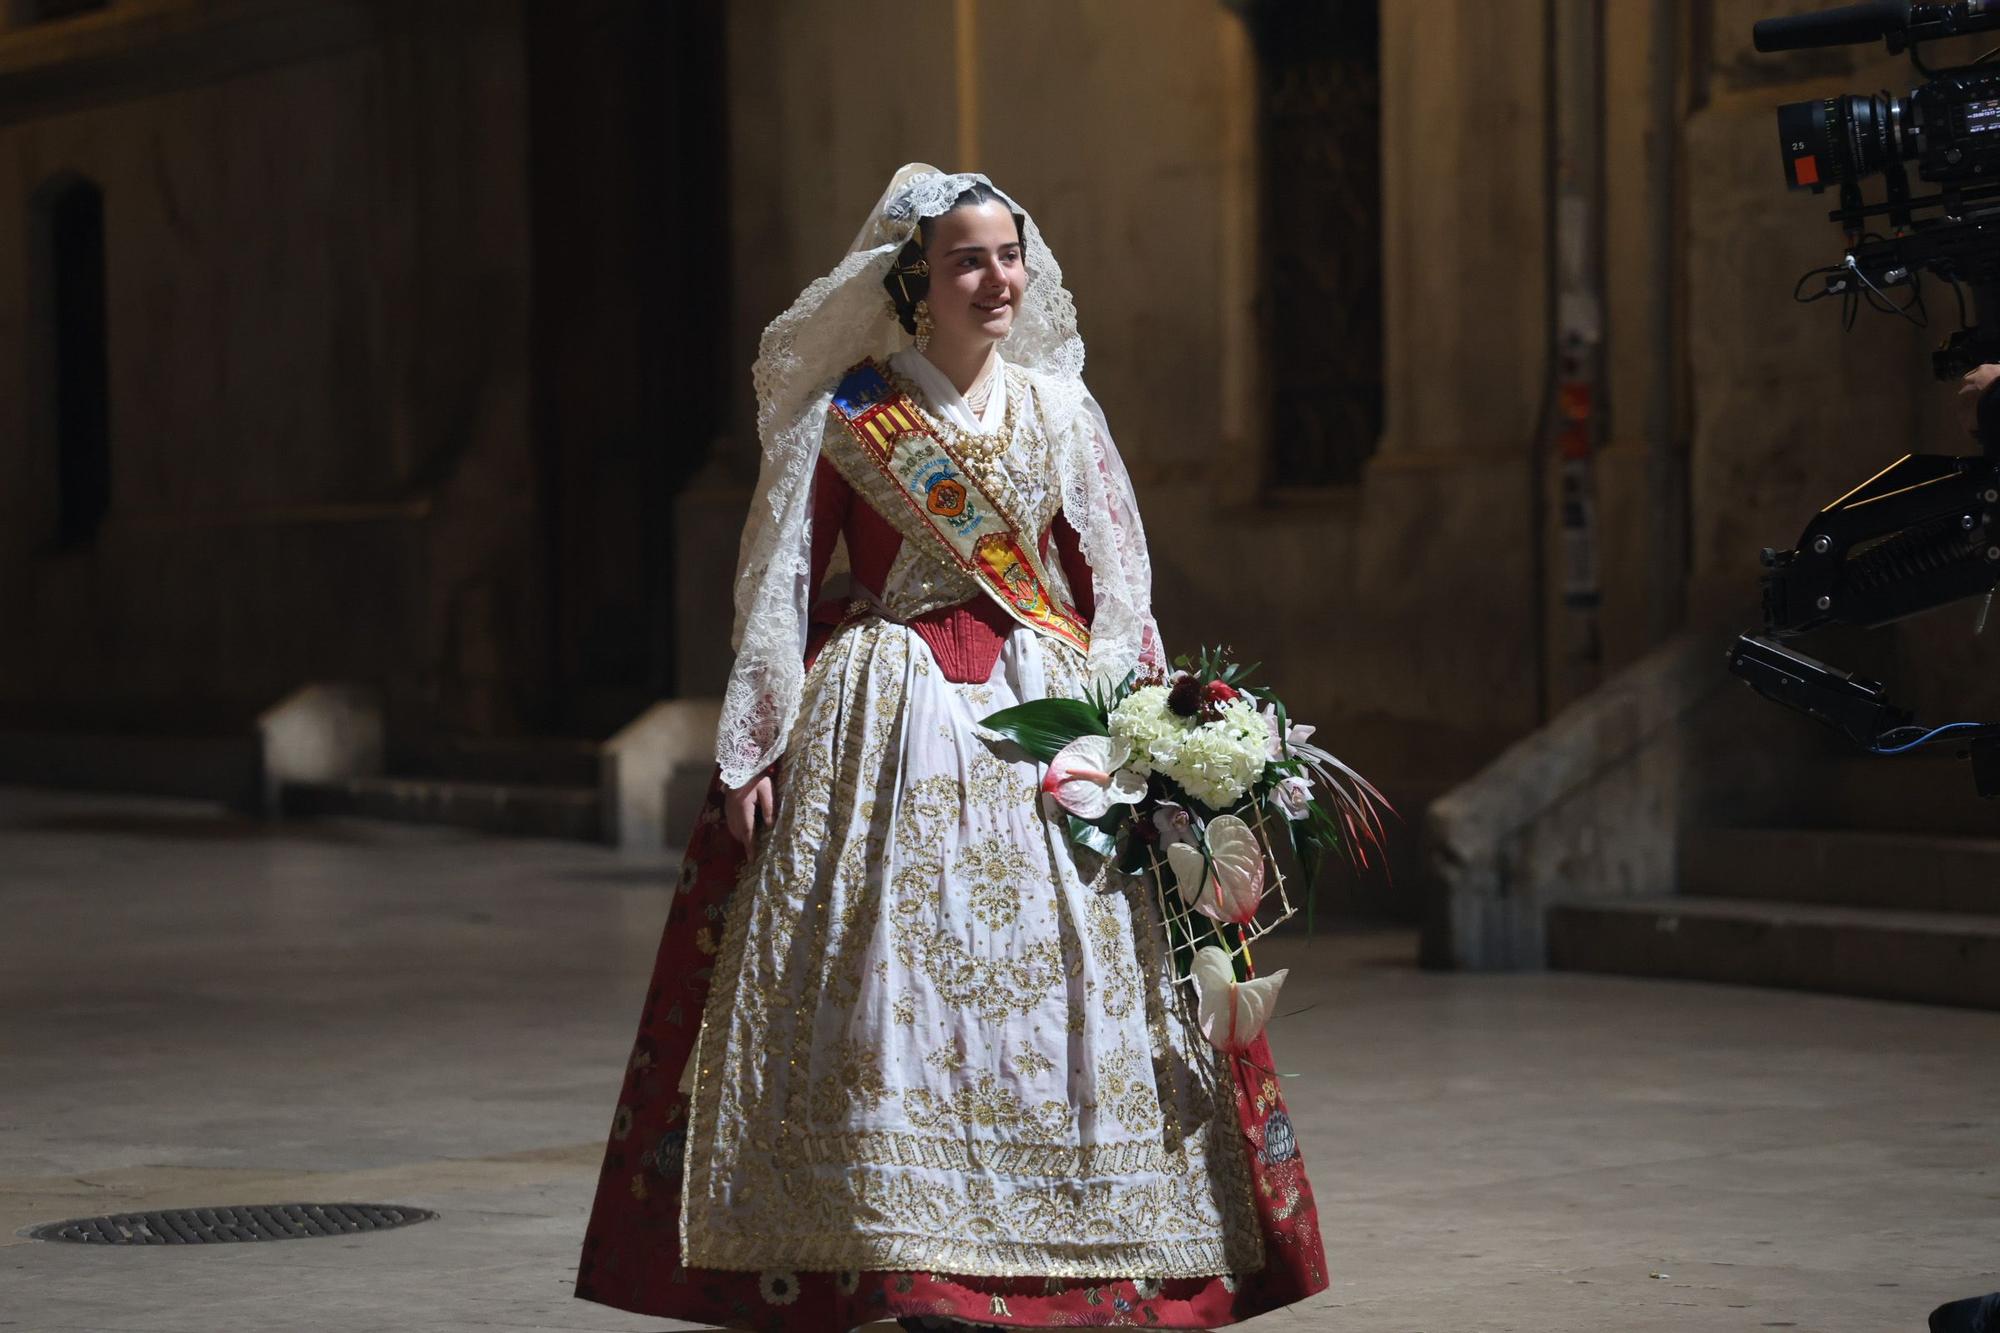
[
  {"left": 1682, "top": 827, "right": 2000, "bottom": 915},
  {"left": 281, "top": 776, "right": 602, "bottom": 843},
  {"left": 1546, "top": 895, "right": 2000, "bottom": 1010},
  {"left": 1791, "top": 754, "right": 2000, "bottom": 837},
  {"left": 384, "top": 733, "right": 604, "bottom": 788},
  {"left": 0, "top": 729, "right": 260, "bottom": 807}
]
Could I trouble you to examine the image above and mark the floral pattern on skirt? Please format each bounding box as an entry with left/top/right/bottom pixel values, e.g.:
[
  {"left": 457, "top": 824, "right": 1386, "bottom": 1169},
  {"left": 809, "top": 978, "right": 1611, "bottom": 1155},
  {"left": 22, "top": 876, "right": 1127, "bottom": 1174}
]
[{"left": 576, "top": 623, "right": 1328, "bottom": 1329}]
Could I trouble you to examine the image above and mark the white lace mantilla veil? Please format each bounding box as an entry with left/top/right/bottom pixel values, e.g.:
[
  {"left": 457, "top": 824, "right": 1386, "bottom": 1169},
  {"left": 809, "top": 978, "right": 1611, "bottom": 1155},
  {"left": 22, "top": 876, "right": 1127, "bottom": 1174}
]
[{"left": 716, "top": 162, "right": 1162, "bottom": 789}]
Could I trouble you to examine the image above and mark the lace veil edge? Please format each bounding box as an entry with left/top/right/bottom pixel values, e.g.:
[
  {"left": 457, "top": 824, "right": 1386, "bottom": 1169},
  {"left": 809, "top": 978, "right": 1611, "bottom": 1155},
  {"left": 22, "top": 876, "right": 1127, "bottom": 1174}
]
[{"left": 715, "top": 166, "right": 1156, "bottom": 787}]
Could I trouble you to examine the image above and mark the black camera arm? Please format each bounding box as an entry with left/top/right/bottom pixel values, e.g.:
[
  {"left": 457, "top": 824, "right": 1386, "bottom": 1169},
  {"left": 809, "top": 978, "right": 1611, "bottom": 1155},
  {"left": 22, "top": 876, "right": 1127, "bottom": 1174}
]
[
  {"left": 1760, "top": 449, "right": 2000, "bottom": 636},
  {"left": 1734, "top": 434, "right": 2000, "bottom": 791},
  {"left": 1754, "top": 2, "right": 2000, "bottom": 54},
  {"left": 1728, "top": 632, "right": 2000, "bottom": 792}
]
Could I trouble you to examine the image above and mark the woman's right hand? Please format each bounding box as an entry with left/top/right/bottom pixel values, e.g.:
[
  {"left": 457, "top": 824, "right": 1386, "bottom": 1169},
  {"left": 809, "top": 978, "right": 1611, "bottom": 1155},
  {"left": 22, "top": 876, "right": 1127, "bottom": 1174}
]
[{"left": 724, "top": 773, "right": 775, "bottom": 849}]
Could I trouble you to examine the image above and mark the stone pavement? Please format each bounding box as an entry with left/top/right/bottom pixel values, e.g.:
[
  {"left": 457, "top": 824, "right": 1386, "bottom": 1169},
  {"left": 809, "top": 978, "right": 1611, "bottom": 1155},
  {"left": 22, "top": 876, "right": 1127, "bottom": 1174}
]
[{"left": 3, "top": 787, "right": 1996, "bottom": 1333}]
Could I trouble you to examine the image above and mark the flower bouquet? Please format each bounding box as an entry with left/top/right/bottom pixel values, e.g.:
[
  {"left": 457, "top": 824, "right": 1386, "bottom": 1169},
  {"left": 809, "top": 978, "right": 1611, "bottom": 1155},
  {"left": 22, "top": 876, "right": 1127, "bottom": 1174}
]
[{"left": 980, "top": 648, "right": 1391, "bottom": 1054}]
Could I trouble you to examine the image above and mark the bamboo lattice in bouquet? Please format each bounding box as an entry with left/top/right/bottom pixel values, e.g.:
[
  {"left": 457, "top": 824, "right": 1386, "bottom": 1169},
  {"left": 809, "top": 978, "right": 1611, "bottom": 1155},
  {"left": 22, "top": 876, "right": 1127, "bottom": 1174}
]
[
  {"left": 981, "top": 647, "right": 1394, "bottom": 1050},
  {"left": 1146, "top": 801, "right": 1301, "bottom": 991}
]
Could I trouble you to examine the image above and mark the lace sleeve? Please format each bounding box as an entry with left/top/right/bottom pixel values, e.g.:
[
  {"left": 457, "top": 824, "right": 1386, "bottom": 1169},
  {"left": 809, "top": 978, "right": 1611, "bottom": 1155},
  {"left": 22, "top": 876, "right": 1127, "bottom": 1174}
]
[
  {"left": 713, "top": 399, "right": 835, "bottom": 789},
  {"left": 1049, "top": 380, "right": 1163, "bottom": 683}
]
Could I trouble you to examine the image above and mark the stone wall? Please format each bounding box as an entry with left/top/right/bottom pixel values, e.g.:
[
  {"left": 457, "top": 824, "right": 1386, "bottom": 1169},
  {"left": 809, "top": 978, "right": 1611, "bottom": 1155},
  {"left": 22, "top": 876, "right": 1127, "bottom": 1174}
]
[
  {"left": 0, "top": 0, "right": 544, "bottom": 733},
  {"left": 11, "top": 0, "right": 1989, "bottom": 922}
]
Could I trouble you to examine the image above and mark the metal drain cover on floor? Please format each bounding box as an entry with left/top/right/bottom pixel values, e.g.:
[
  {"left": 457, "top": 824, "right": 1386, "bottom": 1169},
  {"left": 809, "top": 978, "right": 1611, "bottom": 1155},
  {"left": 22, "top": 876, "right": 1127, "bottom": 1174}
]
[{"left": 28, "top": 1202, "right": 436, "bottom": 1245}]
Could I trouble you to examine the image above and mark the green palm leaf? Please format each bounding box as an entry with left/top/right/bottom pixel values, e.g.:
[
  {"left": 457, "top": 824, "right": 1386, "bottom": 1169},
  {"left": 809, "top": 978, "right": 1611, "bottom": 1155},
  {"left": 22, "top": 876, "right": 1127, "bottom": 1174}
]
[{"left": 978, "top": 699, "right": 1107, "bottom": 762}]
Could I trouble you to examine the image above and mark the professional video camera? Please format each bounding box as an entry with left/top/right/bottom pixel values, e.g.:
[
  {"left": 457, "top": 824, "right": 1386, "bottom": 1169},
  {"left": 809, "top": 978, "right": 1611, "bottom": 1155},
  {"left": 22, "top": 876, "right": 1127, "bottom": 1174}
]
[{"left": 1729, "top": 0, "right": 2000, "bottom": 796}]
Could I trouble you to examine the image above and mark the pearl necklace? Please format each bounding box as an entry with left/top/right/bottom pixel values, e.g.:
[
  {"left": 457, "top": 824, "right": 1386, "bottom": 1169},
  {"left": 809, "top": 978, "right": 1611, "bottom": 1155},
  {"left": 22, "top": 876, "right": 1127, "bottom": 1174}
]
[
  {"left": 893, "top": 366, "right": 1019, "bottom": 464},
  {"left": 895, "top": 365, "right": 1058, "bottom": 536},
  {"left": 964, "top": 362, "right": 998, "bottom": 417}
]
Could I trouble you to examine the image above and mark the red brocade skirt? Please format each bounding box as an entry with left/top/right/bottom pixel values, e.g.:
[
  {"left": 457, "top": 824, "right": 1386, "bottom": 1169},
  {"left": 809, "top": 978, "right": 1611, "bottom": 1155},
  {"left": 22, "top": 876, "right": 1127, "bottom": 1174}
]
[{"left": 573, "top": 776, "right": 1329, "bottom": 1330}]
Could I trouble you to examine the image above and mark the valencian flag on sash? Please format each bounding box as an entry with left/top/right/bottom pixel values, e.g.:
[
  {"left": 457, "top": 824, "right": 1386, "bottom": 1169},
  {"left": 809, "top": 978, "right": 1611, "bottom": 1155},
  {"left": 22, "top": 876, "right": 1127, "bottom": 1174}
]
[{"left": 828, "top": 360, "right": 1091, "bottom": 653}]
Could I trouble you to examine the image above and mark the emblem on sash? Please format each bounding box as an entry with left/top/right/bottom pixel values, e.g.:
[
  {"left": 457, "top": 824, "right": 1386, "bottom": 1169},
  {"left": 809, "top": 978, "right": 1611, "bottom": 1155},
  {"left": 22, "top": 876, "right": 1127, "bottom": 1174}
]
[
  {"left": 927, "top": 478, "right": 967, "bottom": 517},
  {"left": 828, "top": 361, "right": 1090, "bottom": 653}
]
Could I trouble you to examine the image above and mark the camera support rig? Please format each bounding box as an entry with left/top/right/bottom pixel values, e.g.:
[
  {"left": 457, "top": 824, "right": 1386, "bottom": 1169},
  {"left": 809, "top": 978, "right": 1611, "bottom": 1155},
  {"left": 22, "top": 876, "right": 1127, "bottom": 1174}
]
[
  {"left": 1731, "top": 437, "right": 2000, "bottom": 794},
  {"left": 1829, "top": 187, "right": 2000, "bottom": 376},
  {"left": 1733, "top": 0, "right": 2000, "bottom": 793}
]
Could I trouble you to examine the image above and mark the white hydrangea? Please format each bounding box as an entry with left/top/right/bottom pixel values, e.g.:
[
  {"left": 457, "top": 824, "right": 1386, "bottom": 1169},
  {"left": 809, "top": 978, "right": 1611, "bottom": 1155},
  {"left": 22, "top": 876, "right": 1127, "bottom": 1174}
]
[
  {"left": 1169, "top": 698, "right": 1271, "bottom": 807},
  {"left": 1109, "top": 688, "right": 1270, "bottom": 809},
  {"left": 1107, "top": 686, "right": 1181, "bottom": 777}
]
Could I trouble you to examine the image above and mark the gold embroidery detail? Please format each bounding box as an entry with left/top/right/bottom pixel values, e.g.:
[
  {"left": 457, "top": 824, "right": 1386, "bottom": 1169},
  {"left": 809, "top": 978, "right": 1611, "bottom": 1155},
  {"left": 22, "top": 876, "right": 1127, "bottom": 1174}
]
[
  {"left": 896, "top": 774, "right": 963, "bottom": 854},
  {"left": 778, "top": 1127, "right": 1174, "bottom": 1175},
  {"left": 878, "top": 542, "right": 982, "bottom": 622},
  {"left": 964, "top": 748, "right": 1038, "bottom": 818},
  {"left": 1011, "top": 1046, "right": 1056, "bottom": 1080},
  {"left": 895, "top": 928, "right": 1065, "bottom": 1021},
  {"left": 905, "top": 1072, "right": 1072, "bottom": 1141},
  {"left": 958, "top": 835, "right": 1034, "bottom": 929},
  {"left": 679, "top": 564, "right": 1268, "bottom": 1280},
  {"left": 1085, "top": 888, "right": 1141, "bottom": 1021},
  {"left": 1095, "top": 1038, "right": 1164, "bottom": 1136},
  {"left": 891, "top": 855, "right": 946, "bottom": 924},
  {"left": 809, "top": 1037, "right": 891, "bottom": 1124},
  {"left": 923, "top": 1043, "right": 967, "bottom": 1075}
]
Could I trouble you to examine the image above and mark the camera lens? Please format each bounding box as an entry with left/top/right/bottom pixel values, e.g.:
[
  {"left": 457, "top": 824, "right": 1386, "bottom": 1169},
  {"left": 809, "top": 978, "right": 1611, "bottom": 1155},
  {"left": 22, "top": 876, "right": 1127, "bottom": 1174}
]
[
  {"left": 1777, "top": 99, "right": 1830, "bottom": 187},
  {"left": 1777, "top": 93, "right": 1908, "bottom": 189},
  {"left": 1842, "top": 93, "right": 1900, "bottom": 176}
]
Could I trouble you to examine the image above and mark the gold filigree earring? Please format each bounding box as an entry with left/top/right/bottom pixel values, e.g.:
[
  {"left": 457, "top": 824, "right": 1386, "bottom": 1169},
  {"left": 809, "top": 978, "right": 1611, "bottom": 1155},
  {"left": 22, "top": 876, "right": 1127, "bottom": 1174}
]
[{"left": 914, "top": 298, "right": 933, "bottom": 353}]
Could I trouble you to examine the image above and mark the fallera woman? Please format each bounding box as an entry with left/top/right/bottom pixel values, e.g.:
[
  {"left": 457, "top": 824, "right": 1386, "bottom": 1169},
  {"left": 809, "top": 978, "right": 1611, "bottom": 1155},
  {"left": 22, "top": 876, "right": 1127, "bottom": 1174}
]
[{"left": 574, "top": 164, "right": 1327, "bottom": 1332}]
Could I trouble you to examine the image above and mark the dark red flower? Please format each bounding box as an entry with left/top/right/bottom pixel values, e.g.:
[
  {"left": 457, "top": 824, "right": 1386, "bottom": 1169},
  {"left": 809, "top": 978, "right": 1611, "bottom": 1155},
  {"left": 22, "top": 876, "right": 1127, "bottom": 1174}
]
[{"left": 1167, "top": 673, "right": 1202, "bottom": 718}]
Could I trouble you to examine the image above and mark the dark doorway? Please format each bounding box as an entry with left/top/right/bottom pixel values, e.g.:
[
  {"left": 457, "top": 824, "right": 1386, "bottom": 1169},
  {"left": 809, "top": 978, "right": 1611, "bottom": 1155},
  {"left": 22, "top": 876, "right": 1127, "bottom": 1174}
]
[
  {"left": 31, "top": 174, "right": 111, "bottom": 550},
  {"left": 1237, "top": 0, "right": 1384, "bottom": 489},
  {"left": 526, "top": 0, "right": 729, "bottom": 735},
  {"left": 16, "top": 0, "right": 109, "bottom": 22}
]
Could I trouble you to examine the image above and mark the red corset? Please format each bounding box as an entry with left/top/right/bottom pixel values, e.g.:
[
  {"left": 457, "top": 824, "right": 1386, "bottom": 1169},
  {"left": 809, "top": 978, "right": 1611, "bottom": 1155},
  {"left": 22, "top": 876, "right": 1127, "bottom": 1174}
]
[{"left": 805, "top": 454, "right": 1094, "bottom": 685}]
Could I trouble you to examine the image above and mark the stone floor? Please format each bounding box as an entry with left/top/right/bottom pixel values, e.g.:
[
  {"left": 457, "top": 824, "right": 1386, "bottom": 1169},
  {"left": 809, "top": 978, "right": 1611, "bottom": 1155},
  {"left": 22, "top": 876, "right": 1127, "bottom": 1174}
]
[{"left": 3, "top": 786, "right": 1997, "bottom": 1333}]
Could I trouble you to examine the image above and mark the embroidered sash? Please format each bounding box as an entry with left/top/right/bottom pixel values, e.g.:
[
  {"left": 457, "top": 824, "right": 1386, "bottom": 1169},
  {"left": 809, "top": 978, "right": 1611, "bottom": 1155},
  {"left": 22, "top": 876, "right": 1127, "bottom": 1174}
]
[{"left": 826, "top": 360, "right": 1090, "bottom": 654}]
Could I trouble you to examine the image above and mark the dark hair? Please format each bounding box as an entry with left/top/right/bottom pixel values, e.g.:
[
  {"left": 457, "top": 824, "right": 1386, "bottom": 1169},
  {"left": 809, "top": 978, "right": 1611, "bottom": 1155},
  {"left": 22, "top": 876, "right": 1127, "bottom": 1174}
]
[{"left": 882, "top": 182, "right": 1027, "bottom": 335}]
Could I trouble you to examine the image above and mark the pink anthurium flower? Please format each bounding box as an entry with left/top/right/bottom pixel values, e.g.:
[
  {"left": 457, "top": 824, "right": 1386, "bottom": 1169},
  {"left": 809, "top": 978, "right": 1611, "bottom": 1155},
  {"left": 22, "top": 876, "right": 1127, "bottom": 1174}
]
[
  {"left": 1165, "top": 814, "right": 1265, "bottom": 924},
  {"left": 1042, "top": 735, "right": 1147, "bottom": 819},
  {"left": 1191, "top": 946, "right": 1288, "bottom": 1054}
]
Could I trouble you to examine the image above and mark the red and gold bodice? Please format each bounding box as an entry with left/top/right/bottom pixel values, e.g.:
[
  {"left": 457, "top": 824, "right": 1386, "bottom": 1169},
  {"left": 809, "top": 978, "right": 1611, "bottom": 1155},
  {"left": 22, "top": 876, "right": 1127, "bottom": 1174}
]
[{"left": 807, "top": 360, "right": 1094, "bottom": 684}]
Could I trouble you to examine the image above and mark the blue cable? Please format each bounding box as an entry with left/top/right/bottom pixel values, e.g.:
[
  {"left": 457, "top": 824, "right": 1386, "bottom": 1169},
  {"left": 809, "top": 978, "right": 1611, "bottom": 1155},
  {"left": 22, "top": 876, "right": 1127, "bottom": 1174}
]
[{"left": 1871, "top": 721, "right": 1986, "bottom": 755}]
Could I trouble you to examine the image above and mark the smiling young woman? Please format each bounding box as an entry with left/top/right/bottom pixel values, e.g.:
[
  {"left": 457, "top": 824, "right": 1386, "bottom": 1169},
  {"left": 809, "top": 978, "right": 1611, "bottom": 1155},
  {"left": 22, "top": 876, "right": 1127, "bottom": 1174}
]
[
  {"left": 892, "top": 189, "right": 1027, "bottom": 401},
  {"left": 573, "top": 165, "right": 1328, "bottom": 1333}
]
